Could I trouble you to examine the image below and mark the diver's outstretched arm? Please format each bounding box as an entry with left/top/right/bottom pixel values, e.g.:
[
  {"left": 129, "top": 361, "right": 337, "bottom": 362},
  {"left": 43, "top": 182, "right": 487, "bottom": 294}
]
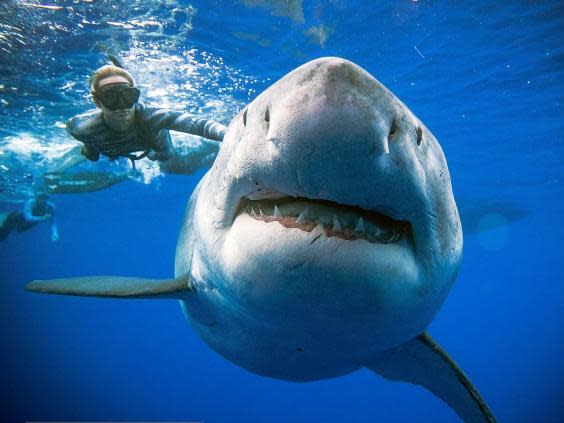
[
  {"left": 147, "top": 109, "right": 227, "bottom": 142},
  {"left": 158, "top": 137, "right": 220, "bottom": 175}
]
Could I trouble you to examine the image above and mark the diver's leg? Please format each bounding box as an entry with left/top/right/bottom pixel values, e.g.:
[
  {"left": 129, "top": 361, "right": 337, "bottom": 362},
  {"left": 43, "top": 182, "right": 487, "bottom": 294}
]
[
  {"left": 0, "top": 212, "right": 21, "bottom": 241},
  {"left": 15, "top": 212, "right": 37, "bottom": 233}
]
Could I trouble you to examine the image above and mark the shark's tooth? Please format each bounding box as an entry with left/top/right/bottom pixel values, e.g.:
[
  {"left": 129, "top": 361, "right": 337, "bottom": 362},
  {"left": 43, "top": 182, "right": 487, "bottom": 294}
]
[
  {"left": 389, "top": 231, "right": 401, "bottom": 243},
  {"left": 259, "top": 209, "right": 264, "bottom": 218},
  {"left": 295, "top": 210, "right": 307, "bottom": 224},
  {"left": 332, "top": 215, "right": 342, "bottom": 232},
  {"left": 355, "top": 217, "right": 365, "bottom": 232},
  {"left": 250, "top": 207, "right": 257, "bottom": 218},
  {"left": 274, "top": 205, "right": 281, "bottom": 218}
]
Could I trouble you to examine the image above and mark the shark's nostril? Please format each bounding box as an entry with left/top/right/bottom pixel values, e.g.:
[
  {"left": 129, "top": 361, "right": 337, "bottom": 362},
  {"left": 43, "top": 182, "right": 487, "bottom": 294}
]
[
  {"left": 243, "top": 109, "right": 248, "bottom": 126},
  {"left": 388, "top": 118, "right": 399, "bottom": 140},
  {"left": 416, "top": 125, "right": 423, "bottom": 146},
  {"left": 264, "top": 107, "right": 271, "bottom": 138}
]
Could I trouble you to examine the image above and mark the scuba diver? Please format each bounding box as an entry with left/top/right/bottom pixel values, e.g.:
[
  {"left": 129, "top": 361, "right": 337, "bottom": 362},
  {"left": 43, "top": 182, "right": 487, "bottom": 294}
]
[
  {"left": 66, "top": 55, "right": 227, "bottom": 166},
  {"left": 0, "top": 194, "right": 59, "bottom": 242}
]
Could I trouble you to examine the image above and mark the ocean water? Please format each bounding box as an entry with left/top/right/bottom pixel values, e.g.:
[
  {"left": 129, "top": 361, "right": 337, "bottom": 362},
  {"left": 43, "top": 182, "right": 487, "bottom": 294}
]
[{"left": 0, "top": 1, "right": 563, "bottom": 422}]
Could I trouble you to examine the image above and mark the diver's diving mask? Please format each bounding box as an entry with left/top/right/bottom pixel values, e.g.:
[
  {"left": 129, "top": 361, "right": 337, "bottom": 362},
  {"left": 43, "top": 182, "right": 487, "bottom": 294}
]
[{"left": 94, "top": 82, "right": 140, "bottom": 111}]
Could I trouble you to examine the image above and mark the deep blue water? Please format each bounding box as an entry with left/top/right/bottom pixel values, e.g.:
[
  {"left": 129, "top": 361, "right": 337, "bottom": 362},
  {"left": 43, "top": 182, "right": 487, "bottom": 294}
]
[{"left": 1, "top": 1, "right": 563, "bottom": 422}]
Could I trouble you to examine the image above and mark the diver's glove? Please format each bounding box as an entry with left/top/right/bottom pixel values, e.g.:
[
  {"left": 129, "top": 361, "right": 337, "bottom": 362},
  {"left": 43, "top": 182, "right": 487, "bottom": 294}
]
[{"left": 81, "top": 145, "right": 100, "bottom": 161}]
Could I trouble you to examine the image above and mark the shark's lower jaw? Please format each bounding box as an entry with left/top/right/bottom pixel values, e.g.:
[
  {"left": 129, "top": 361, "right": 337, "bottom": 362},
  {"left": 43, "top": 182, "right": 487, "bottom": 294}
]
[{"left": 236, "top": 196, "right": 412, "bottom": 245}]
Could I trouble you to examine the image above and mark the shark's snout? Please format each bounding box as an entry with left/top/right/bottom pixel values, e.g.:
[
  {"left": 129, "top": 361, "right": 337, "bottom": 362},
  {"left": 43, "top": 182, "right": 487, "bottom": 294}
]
[{"left": 268, "top": 57, "right": 399, "bottom": 156}]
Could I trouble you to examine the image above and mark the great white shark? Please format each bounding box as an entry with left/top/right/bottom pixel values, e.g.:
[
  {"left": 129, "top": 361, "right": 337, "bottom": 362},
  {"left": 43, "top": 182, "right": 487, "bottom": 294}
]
[{"left": 28, "top": 57, "right": 496, "bottom": 423}]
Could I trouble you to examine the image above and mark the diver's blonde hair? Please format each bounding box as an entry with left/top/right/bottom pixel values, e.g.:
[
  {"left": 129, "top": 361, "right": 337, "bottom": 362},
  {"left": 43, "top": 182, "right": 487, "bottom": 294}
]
[{"left": 90, "top": 65, "right": 134, "bottom": 91}]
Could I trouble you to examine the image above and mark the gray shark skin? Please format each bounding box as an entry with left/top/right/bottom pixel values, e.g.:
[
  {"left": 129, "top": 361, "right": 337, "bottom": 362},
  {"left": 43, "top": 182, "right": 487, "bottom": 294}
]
[{"left": 28, "top": 57, "right": 495, "bottom": 423}]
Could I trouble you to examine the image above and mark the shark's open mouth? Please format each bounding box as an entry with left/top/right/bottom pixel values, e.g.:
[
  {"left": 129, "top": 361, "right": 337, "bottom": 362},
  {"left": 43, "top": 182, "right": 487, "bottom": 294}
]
[{"left": 237, "top": 196, "right": 412, "bottom": 245}]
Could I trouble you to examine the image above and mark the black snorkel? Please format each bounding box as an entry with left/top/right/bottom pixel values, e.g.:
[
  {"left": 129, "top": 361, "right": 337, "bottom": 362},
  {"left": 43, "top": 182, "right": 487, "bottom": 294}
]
[{"left": 108, "top": 53, "right": 125, "bottom": 69}]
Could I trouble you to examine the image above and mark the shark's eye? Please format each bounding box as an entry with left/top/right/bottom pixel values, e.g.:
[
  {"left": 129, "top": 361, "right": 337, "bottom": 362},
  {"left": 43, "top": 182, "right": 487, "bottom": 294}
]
[
  {"left": 416, "top": 125, "right": 423, "bottom": 146},
  {"left": 243, "top": 108, "right": 248, "bottom": 127}
]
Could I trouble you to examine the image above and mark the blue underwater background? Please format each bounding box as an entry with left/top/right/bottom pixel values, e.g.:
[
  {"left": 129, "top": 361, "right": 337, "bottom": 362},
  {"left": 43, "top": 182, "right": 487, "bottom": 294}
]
[{"left": 1, "top": 1, "right": 564, "bottom": 422}]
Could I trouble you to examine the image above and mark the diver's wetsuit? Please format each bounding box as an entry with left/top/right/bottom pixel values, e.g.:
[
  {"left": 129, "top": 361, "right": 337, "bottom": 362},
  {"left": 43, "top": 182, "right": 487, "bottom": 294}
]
[{"left": 66, "top": 102, "right": 227, "bottom": 162}]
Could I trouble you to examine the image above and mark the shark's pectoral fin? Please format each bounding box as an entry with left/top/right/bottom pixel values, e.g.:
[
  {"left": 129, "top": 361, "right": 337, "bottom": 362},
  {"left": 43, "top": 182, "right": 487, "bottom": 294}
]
[
  {"left": 365, "top": 333, "right": 495, "bottom": 423},
  {"left": 26, "top": 274, "right": 193, "bottom": 299}
]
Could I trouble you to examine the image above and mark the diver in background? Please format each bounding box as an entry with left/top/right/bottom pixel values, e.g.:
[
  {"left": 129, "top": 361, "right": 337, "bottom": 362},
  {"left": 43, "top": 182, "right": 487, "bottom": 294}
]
[
  {"left": 0, "top": 194, "right": 59, "bottom": 242},
  {"left": 67, "top": 57, "right": 227, "bottom": 165}
]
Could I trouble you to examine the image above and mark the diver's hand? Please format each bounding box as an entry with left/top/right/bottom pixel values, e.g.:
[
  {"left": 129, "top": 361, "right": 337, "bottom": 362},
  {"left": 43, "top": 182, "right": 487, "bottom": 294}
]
[
  {"left": 81, "top": 145, "right": 100, "bottom": 161},
  {"left": 218, "top": 126, "right": 227, "bottom": 141},
  {"left": 51, "top": 225, "right": 60, "bottom": 242}
]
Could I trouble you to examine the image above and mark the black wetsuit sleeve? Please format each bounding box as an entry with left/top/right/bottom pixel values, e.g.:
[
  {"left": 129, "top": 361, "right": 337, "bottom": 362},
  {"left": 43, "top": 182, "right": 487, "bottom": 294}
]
[
  {"left": 145, "top": 109, "right": 227, "bottom": 141},
  {"left": 66, "top": 115, "right": 101, "bottom": 161}
]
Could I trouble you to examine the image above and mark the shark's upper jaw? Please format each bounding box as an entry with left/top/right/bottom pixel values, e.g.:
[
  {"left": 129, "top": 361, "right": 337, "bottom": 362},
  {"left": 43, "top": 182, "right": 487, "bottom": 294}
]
[{"left": 236, "top": 193, "right": 413, "bottom": 246}]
